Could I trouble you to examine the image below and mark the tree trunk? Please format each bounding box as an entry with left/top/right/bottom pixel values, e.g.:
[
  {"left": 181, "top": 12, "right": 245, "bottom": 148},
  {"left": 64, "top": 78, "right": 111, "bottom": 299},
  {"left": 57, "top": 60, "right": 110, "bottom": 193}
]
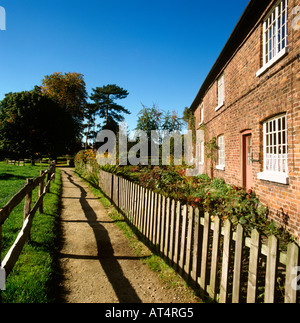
[{"left": 85, "top": 119, "right": 90, "bottom": 150}]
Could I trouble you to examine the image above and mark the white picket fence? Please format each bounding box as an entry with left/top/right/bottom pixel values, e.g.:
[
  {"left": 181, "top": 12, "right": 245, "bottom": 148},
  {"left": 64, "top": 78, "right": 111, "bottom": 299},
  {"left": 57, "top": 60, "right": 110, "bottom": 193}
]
[{"left": 99, "top": 170, "right": 299, "bottom": 303}]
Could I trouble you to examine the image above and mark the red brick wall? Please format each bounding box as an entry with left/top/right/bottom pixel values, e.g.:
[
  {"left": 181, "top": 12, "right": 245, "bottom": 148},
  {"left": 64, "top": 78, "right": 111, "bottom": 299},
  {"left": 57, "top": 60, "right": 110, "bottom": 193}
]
[{"left": 194, "top": 0, "right": 300, "bottom": 240}]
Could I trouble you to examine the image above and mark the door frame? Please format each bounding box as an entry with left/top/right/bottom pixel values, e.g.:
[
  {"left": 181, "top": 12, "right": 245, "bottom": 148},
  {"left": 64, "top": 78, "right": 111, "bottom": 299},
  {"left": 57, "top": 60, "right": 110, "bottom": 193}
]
[{"left": 241, "top": 130, "right": 253, "bottom": 189}]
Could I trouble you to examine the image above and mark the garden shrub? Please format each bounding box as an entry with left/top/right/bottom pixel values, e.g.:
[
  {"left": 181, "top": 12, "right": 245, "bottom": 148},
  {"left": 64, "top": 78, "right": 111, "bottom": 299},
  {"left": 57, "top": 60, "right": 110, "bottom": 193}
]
[{"left": 74, "top": 152, "right": 293, "bottom": 243}]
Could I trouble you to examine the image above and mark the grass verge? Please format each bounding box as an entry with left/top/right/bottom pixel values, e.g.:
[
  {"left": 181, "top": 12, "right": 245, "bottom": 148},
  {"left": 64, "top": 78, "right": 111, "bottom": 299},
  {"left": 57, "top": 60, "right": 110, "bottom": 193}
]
[{"left": 1, "top": 162, "right": 62, "bottom": 303}]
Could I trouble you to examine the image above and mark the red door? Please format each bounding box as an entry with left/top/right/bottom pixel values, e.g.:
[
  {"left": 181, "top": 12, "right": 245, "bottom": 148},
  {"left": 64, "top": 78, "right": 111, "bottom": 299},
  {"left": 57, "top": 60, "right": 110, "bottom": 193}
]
[{"left": 243, "top": 133, "right": 253, "bottom": 189}]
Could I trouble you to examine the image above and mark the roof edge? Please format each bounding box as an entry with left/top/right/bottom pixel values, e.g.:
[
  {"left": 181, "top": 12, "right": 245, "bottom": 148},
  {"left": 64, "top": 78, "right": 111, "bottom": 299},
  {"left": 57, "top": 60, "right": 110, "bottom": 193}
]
[{"left": 190, "top": 0, "right": 272, "bottom": 112}]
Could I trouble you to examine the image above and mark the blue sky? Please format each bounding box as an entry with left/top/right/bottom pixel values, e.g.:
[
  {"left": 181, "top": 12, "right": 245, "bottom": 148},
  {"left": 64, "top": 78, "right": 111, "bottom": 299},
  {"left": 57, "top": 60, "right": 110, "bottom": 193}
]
[{"left": 0, "top": 0, "right": 249, "bottom": 131}]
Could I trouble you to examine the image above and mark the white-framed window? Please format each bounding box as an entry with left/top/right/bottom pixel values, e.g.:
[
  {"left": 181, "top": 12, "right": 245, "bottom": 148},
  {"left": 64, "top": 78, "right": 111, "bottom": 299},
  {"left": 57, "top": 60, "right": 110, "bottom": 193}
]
[
  {"left": 216, "top": 135, "right": 225, "bottom": 170},
  {"left": 199, "top": 103, "right": 204, "bottom": 125},
  {"left": 216, "top": 73, "right": 225, "bottom": 111},
  {"left": 257, "top": 0, "right": 288, "bottom": 76},
  {"left": 257, "top": 114, "right": 289, "bottom": 184}
]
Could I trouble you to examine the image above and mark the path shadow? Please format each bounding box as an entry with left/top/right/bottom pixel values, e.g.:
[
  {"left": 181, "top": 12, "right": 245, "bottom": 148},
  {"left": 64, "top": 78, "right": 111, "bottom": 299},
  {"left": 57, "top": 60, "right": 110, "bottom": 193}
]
[{"left": 61, "top": 170, "right": 142, "bottom": 303}]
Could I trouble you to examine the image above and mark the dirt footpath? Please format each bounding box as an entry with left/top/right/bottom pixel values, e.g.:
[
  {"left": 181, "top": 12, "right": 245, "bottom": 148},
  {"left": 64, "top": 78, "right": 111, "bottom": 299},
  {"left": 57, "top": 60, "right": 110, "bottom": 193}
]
[{"left": 57, "top": 168, "right": 200, "bottom": 303}]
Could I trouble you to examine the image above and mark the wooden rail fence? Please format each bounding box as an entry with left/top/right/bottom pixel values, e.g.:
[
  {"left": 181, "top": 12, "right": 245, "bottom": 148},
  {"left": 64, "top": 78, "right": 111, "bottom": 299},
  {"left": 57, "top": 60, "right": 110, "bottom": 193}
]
[
  {"left": 0, "top": 162, "right": 56, "bottom": 281},
  {"left": 99, "top": 170, "right": 299, "bottom": 303}
]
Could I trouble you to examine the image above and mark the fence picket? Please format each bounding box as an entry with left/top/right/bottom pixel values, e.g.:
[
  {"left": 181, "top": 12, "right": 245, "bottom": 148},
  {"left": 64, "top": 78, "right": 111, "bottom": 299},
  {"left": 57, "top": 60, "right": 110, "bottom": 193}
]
[
  {"left": 160, "top": 196, "right": 166, "bottom": 255},
  {"left": 136, "top": 185, "right": 140, "bottom": 230},
  {"left": 265, "top": 235, "right": 278, "bottom": 303},
  {"left": 232, "top": 224, "right": 244, "bottom": 303},
  {"left": 173, "top": 201, "right": 181, "bottom": 270},
  {"left": 219, "top": 219, "right": 232, "bottom": 303},
  {"left": 164, "top": 198, "right": 171, "bottom": 258},
  {"left": 146, "top": 190, "right": 151, "bottom": 240},
  {"left": 140, "top": 187, "right": 146, "bottom": 235},
  {"left": 168, "top": 199, "right": 176, "bottom": 265},
  {"left": 156, "top": 193, "right": 162, "bottom": 251},
  {"left": 200, "top": 212, "right": 210, "bottom": 298},
  {"left": 285, "top": 243, "right": 299, "bottom": 303},
  {"left": 143, "top": 189, "right": 148, "bottom": 237},
  {"left": 152, "top": 193, "right": 158, "bottom": 247},
  {"left": 134, "top": 184, "right": 139, "bottom": 226},
  {"left": 149, "top": 191, "right": 155, "bottom": 244},
  {"left": 179, "top": 205, "right": 188, "bottom": 276},
  {"left": 209, "top": 216, "right": 221, "bottom": 300},
  {"left": 184, "top": 206, "right": 194, "bottom": 278},
  {"left": 247, "top": 229, "right": 260, "bottom": 303},
  {"left": 192, "top": 208, "right": 201, "bottom": 285}
]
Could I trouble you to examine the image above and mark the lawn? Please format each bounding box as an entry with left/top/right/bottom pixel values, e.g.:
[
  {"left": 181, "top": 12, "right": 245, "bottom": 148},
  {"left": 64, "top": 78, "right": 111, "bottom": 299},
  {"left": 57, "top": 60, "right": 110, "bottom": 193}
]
[{"left": 0, "top": 161, "right": 62, "bottom": 303}]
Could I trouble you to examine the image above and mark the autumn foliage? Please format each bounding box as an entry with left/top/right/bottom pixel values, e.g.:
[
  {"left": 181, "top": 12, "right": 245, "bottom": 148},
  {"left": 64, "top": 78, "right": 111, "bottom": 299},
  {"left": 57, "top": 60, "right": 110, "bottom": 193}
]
[{"left": 41, "top": 72, "right": 88, "bottom": 119}]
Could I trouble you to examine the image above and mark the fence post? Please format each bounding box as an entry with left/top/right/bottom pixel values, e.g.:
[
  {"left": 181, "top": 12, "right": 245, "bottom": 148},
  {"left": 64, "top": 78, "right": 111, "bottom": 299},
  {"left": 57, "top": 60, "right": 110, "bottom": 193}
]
[
  {"left": 51, "top": 161, "right": 56, "bottom": 182},
  {"left": 39, "top": 171, "right": 44, "bottom": 213},
  {"left": 46, "top": 170, "right": 51, "bottom": 193},
  {"left": 23, "top": 178, "right": 33, "bottom": 241},
  {"left": 23, "top": 179, "right": 33, "bottom": 222}
]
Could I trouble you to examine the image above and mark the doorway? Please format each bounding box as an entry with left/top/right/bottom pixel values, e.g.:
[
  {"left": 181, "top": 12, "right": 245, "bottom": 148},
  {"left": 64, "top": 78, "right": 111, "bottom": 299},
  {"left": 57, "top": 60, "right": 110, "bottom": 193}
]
[{"left": 242, "top": 131, "right": 253, "bottom": 189}]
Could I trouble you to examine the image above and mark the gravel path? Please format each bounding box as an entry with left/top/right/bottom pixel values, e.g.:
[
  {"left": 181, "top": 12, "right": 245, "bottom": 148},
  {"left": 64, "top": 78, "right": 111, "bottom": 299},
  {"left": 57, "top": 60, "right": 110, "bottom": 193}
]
[{"left": 57, "top": 168, "right": 200, "bottom": 303}]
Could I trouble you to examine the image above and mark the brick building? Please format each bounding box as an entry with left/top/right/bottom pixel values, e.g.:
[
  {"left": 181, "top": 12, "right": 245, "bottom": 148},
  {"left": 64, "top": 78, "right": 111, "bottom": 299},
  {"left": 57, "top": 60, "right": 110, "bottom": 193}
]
[{"left": 190, "top": 0, "right": 300, "bottom": 239}]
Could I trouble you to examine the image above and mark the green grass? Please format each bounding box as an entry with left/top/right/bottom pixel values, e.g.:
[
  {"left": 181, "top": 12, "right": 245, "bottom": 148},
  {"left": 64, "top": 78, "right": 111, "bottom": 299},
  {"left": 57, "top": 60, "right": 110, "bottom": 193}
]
[{"left": 0, "top": 161, "right": 62, "bottom": 303}]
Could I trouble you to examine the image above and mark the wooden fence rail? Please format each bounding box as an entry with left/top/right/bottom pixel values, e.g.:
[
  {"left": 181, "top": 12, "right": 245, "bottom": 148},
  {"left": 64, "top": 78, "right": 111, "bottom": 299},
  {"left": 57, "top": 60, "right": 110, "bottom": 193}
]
[
  {"left": 99, "top": 170, "right": 299, "bottom": 303},
  {"left": 0, "top": 162, "right": 56, "bottom": 280}
]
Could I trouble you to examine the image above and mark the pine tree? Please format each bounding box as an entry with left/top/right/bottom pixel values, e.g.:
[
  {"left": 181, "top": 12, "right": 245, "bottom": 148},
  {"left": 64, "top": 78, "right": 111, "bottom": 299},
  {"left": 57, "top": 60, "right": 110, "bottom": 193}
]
[{"left": 90, "top": 84, "right": 130, "bottom": 131}]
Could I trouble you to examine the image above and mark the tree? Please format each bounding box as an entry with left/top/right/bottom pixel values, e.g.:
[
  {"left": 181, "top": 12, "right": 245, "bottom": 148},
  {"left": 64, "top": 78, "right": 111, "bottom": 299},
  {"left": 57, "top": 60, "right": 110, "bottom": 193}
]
[
  {"left": 136, "top": 104, "right": 163, "bottom": 141},
  {"left": 41, "top": 72, "right": 88, "bottom": 120},
  {"left": 83, "top": 103, "right": 100, "bottom": 149},
  {"left": 136, "top": 105, "right": 183, "bottom": 141},
  {"left": 161, "top": 110, "right": 183, "bottom": 133},
  {"left": 0, "top": 90, "right": 81, "bottom": 161},
  {"left": 90, "top": 84, "right": 130, "bottom": 131},
  {"left": 135, "top": 105, "right": 184, "bottom": 165}
]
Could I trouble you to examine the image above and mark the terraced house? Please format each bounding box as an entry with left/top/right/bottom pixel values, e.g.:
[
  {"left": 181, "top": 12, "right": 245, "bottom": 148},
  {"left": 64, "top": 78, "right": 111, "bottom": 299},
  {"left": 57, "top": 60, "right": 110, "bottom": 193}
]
[{"left": 190, "top": 0, "right": 300, "bottom": 240}]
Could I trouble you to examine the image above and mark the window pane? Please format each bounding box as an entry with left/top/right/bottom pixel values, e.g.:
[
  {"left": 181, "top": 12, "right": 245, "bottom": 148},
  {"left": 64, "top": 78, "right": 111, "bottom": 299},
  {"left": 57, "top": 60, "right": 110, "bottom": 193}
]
[
  {"left": 263, "top": 0, "right": 288, "bottom": 64},
  {"left": 263, "top": 114, "right": 288, "bottom": 174}
]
